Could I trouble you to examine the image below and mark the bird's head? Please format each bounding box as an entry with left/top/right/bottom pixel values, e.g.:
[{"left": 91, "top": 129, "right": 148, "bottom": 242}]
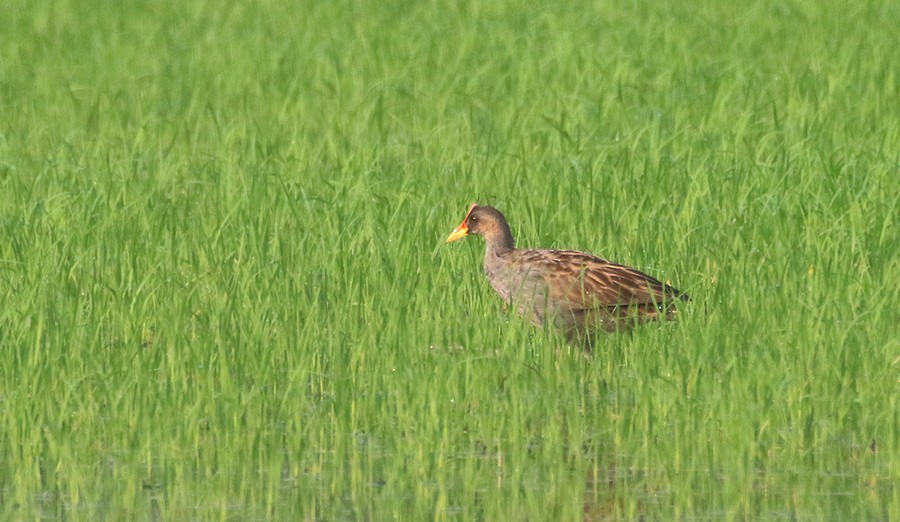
[{"left": 446, "top": 204, "right": 513, "bottom": 248}]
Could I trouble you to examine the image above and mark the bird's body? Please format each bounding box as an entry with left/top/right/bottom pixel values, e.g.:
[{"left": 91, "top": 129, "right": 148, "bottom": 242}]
[{"left": 447, "top": 204, "right": 688, "bottom": 346}]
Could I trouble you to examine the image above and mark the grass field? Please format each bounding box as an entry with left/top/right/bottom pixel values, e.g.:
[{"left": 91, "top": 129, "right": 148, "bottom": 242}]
[{"left": 2, "top": 0, "right": 898, "bottom": 519}]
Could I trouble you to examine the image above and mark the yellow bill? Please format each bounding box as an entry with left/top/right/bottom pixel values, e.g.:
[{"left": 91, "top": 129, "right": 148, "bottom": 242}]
[
  {"left": 446, "top": 204, "right": 477, "bottom": 243},
  {"left": 446, "top": 223, "right": 469, "bottom": 243}
]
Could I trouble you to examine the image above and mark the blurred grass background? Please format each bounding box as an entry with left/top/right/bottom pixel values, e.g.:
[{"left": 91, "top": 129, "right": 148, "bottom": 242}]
[{"left": 1, "top": 0, "right": 898, "bottom": 519}]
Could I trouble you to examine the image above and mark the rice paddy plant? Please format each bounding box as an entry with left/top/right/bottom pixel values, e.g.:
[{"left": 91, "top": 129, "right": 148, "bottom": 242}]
[{"left": 1, "top": 0, "right": 898, "bottom": 519}]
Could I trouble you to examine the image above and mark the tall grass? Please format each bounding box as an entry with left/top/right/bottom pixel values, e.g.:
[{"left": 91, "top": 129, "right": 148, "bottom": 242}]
[{"left": 1, "top": 0, "right": 898, "bottom": 518}]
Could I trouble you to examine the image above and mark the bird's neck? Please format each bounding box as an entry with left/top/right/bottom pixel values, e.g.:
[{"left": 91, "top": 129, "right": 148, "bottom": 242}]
[
  {"left": 484, "top": 224, "right": 515, "bottom": 253},
  {"left": 483, "top": 234, "right": 515, "bottom": 280}
]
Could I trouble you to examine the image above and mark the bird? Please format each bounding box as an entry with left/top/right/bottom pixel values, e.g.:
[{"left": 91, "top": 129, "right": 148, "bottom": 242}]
[{"left": 446, "top": 204, "right": 689, "bottom": 348}]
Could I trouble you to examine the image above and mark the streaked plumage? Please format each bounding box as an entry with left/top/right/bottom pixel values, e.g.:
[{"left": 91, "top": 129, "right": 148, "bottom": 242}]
[{"left": 446, "top": 204, "right": 688, "bottom": 347}]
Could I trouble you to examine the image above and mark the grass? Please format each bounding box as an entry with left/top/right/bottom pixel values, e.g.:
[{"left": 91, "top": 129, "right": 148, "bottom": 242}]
[{"left": 1, "top": 0, "right": 899, "bottom": 519}]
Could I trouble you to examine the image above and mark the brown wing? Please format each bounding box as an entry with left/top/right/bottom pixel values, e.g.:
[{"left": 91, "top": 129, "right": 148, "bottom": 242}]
[{"left": 505, "top": 249, "right": 686, "bottom": 312}]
